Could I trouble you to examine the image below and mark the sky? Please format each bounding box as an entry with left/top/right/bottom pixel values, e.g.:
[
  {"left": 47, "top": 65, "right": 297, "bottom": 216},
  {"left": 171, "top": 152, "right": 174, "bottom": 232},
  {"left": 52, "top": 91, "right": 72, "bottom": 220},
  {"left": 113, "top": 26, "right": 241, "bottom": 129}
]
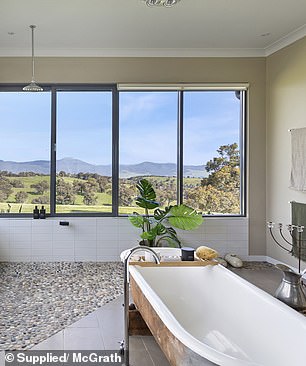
[{"left": 0, "top": 90, "right": 240, "bottom": 166}]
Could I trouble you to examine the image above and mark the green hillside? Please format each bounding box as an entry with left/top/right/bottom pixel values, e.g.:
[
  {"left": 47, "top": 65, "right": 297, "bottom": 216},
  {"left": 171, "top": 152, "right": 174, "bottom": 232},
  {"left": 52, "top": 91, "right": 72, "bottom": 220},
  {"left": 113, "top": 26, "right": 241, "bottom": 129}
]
[{"left": 0, "top": 174, "right": 202, "bottom": 214}]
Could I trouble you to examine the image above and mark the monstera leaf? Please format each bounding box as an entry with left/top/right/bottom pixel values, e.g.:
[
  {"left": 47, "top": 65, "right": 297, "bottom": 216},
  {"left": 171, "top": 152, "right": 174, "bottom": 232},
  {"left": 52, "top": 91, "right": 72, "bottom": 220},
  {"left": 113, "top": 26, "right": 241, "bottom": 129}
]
[
  {"left": 153, "top": 206, "right": 171, "bottom": 221},
  {"left": 128, "top": 214, "right": 146, "bottom": 229},
  {"left": 135, "top": 179, "right": 159, "bottom": 210},
  {"left": 167, "top": 204, "right": 203, "bottom": 230}
]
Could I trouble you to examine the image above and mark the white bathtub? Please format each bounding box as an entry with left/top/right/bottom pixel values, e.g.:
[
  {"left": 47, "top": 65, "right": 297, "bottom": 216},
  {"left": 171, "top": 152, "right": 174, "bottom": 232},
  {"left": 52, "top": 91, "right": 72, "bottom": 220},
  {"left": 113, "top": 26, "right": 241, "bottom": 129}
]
[{"left": 129, "top": 264, "right": 306, "bottom": 366}]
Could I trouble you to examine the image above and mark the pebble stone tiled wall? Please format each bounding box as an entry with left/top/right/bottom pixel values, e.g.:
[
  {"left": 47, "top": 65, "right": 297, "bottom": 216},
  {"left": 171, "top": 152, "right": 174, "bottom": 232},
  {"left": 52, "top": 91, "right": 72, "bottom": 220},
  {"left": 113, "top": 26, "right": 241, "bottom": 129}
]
[{"left": 0, "top": 217, "right": 248, "bottom": 262}]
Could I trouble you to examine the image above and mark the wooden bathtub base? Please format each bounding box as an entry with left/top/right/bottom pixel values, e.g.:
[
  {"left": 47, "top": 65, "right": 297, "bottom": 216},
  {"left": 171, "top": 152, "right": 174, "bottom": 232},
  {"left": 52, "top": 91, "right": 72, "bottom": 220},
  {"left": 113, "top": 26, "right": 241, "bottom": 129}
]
[{"left": 130, "top": 277, "right": 217, "bottom": 366}]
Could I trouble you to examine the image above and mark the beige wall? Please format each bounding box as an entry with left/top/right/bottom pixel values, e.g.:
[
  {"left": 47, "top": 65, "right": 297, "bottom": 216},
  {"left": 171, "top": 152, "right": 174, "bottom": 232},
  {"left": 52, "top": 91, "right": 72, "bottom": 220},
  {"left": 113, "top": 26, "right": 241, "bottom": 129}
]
[
  {"left": 0, "top": 56, "right": 267, "bottom": 256},
  {"left": 266, "top": 37, "right": 306, "bottom": 268}
]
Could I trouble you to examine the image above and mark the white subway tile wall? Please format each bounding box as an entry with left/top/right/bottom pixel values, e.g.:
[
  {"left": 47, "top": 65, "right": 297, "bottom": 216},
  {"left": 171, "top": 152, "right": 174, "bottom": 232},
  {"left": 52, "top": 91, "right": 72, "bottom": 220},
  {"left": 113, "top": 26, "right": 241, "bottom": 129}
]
[{"left": 0, "top": 217, "right": 248, "bottom": 262}]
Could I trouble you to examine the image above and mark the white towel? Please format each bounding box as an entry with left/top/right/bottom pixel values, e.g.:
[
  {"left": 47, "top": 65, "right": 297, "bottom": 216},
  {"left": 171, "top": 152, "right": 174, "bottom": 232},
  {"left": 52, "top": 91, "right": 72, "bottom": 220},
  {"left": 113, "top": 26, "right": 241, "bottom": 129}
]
[{"left": 290, "top": 127, "right": 306, "bottom": 191}]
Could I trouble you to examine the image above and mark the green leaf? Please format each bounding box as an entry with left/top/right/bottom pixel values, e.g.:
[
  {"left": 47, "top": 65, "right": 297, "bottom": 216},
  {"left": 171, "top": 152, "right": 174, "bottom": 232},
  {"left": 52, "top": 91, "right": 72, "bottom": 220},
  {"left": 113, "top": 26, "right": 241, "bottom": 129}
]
[
  {"left": 141, "top": 228, "right": 157, "bottom": 241},
  {"left": 168, "top": 204, "right": 203, "bottom": 230},
  {"left": 153, "top": 206, "right": 171, "bottom": 221},
  {"left": 136, "top": 179, "right": 156, "bottom": 201},
  {"left": 136, "top": 197, "right": 159, "bottom": 210},
  {"left": 155, "top": 223, "right": 167, "bottom": 236},
  {"left": 128, "top": 215, "right": 145, "bottom": 228}
]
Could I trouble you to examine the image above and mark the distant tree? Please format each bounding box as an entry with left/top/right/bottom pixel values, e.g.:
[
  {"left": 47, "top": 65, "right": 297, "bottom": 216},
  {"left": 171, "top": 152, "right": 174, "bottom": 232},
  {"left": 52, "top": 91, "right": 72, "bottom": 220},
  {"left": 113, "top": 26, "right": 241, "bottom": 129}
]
[
  {"left": 185, "top": 185, "right": 240, "bottom": 214},
  {"left": 185, "top": 143, "right": 241, "bottom": 214},
  {"left": 56, "top": 178, "right": 75, "bottom": 205},
  {"left": 11, "top": 179, "right": 24, "bottom": 188},
  {"left": 86, "top": 178, "right": 99, "bottom": 192},
  {"left": 30, "top": 180, "right": 49, "bottom": 195},
  {"left": 0, "top": 177, "right": 13, "bottom": 201},
  {"left": 119, "top": 184, "right": 135, "bottom": 206},
  {"left": 83, "top": 191, "right": 97, "bottom": 205},
  {"left": 205, "top": 143, "right": 239, "bottom": 173},
  {"left": 58, "top": 171, "right": 67, "bottom": 177},
  {"left": 73, "top": 180, "right": 87, "bottom": 195},
  {"left": 156, "top": 178, "right": 176, "bottom": 207},
  {"left": 96, "top": 176, "right": 109, "bottom": 193},
  {"left": 0, "top": 192, "right": 8, "bottom": 202},
  {"left": 15, "top": 191, "right": 28, "bottom": 203},
  {"left": 31, "top": 196, "right": 49, "bottom": 204},
  {"left": 202, "top": 143, "right": 240, "bottom": 191},
  {"left": 21, "top": 171, "right": 36, "bottom": 177}
]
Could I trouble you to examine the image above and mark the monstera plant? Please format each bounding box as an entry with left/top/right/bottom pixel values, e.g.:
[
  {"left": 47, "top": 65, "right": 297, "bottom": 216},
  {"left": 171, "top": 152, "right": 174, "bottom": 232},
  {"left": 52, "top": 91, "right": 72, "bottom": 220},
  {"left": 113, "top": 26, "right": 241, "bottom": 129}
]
[{"left": 128, "top": 179, "right": 203, "bottom": 247}]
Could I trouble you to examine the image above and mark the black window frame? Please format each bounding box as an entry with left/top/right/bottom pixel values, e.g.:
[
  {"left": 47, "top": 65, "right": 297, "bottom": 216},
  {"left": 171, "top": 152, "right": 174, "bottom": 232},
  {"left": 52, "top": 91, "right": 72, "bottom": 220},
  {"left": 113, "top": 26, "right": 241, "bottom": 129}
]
[{"left": 0, "top": 84, "right": 246, "bottom": 218}]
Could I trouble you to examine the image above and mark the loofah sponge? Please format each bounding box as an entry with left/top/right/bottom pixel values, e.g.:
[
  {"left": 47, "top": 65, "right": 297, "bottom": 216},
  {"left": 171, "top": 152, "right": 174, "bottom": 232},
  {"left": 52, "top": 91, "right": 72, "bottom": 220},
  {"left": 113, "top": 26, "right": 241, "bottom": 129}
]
[{"left": 195, "top": 246, "right": 219, "bottom": 260}]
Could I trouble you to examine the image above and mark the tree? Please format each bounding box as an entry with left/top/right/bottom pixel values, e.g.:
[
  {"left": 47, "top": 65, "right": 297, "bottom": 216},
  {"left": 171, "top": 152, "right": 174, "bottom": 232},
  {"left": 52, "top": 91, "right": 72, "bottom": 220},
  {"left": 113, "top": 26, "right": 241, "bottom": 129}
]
[
  {"left": 0, "top": 177, "right": 13, "bottom": 201},
  {"left": 202, "top": 143, "right": 240, "bottom": 192},
  {"left": 155, "top": 178, "right": 177, "bottom": 207},
  {"left": 11, "top": 179, "right": 24, "bottom": 188},
  {"left": 30, "top": 180, "right": 49, "bottom": 195},
  {"left": 83, "top": 191, "right": 97, "bottom": 205},
  {"left": 185, "top": 143, "right": 241, "bottom": 214},
  {"left": 56, "top": 178, "right": 75, "bottom": 205},
  {"left": 119, "top": 183, "right": 135, "bottom": 206},
  {"left": 15, "top": 191, "right": 28, "bottom": 203},
  {"left": 204, "top": 143, "right": 239, "bottom": 174},
  {"left": 73, "top": 180, "right": 87, "bottom": 195},
  {"left": 31, "top": 196, "right": 49, "bottom": 204},
  {"left": 185, "top": 185, "right": 240, "bottom": 214},
  {"left": 85, "top": 178, "right": 99, "bottom": 192},
  {"left": 96, "top": 176, "right": 109, "bottom": 193}
]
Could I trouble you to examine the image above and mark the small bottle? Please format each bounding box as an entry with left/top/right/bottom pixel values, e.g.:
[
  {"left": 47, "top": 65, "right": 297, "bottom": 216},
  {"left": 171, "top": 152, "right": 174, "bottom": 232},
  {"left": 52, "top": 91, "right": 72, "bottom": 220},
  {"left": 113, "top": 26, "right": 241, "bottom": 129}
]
[
  {"left": 39, "top": 206, "right": 46, "bottom": 219},
  {"left": 33, "top": 206, "right": 39, "bottom": 219}
]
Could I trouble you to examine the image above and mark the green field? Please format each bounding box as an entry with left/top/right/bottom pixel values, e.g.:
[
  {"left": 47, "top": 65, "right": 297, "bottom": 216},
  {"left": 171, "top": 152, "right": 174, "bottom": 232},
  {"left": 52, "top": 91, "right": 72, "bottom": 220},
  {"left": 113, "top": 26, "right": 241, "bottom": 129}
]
[{"left": 0, "top": 174, "right": 202, "bottom": 214}]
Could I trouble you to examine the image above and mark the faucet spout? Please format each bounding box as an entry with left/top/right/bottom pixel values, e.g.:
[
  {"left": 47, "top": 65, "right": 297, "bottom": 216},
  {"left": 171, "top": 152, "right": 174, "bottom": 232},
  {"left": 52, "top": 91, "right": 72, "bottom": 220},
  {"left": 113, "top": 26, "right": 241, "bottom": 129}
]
[{"left": 122, "top": 246, "right": 160, "bottom": 366}]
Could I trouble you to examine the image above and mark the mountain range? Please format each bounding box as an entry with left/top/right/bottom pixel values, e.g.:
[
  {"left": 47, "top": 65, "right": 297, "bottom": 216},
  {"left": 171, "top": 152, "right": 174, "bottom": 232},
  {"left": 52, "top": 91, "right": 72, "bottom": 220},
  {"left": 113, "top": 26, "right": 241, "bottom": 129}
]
[{"left": 0, "top": 158, "right": 206, "bottom": 178}]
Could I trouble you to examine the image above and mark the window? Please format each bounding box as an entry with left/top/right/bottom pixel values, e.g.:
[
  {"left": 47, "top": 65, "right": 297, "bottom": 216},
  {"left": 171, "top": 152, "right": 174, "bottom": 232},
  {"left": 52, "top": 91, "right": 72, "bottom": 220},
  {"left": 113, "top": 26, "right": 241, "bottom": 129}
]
[
  {"left": 0, "top": 91, "right": 51, "bottom": 214},
  {"left": 183, "top": 91, "right": 242, "bottom": 215},
  {"left": 56, "top": 91, "right": 112, "bottom": 214},
  {"left": 0, "top": 84, "right": 246, "bottom": 217},
  {"left": 119, "top": 92, "right": 178, "bottom": 214},
  {"left": 118, "top": 87, "right": 245, "bottom": 216}
]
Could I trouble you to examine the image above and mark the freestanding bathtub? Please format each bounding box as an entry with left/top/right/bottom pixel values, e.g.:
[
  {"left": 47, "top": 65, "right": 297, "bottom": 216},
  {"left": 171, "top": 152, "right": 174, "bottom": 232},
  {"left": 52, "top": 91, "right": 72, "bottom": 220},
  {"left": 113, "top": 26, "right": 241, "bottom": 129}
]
[{"left": 129, "top": 263, "right": 306, "bottom": 366}]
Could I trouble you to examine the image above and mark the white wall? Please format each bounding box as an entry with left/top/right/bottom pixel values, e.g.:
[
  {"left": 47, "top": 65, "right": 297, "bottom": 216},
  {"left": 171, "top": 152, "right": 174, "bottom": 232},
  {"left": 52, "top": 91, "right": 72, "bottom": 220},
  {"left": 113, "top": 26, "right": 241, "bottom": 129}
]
[
  {"left": 0, "top": 56, "right": 267, "bottom": 257},
  {"left": 266, "top": 36, "right": 306, "bottom": 270},
  {"left": 0, "top": 217, "right": 248, "bottom": 262}
]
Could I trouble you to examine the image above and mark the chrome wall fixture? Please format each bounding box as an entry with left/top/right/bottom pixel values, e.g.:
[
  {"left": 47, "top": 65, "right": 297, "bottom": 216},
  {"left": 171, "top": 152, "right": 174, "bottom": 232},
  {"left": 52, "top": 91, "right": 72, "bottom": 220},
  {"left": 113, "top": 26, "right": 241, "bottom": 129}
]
[
  {"left": 267, "top": 222, "right": 306, "bottom": 310},
  {"left": 23, "top": 25, "right": 43, "bottom": 92},
  {"left": 143, "top": 0, "right": 181, "bottom": 7}
]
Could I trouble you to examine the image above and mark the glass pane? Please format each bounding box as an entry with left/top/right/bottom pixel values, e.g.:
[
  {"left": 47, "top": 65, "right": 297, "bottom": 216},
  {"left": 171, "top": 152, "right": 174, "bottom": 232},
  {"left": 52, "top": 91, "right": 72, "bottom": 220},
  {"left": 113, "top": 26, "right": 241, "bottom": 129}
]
[
  {"left": 119, "top": 91, "right": 177, "bottom": 214},
  {"left": 56, "top": 91, "right": 112, "bottom": 213},
  {"left": 183, "top": 91, "right": 241, "bottom": 215},
  {"left": 0, "top": 92, "right": 51, "bottom": 214}
]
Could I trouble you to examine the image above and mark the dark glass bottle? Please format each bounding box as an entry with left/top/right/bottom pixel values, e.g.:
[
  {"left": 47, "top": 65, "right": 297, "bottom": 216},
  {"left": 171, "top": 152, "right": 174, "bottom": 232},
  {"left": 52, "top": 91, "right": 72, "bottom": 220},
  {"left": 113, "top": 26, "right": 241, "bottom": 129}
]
[
  {"left": 39, "top": 206, "right": 46, "bottom": 219},
  {"left": 33, "top": 206, "right": 39, "bottom": 219}
]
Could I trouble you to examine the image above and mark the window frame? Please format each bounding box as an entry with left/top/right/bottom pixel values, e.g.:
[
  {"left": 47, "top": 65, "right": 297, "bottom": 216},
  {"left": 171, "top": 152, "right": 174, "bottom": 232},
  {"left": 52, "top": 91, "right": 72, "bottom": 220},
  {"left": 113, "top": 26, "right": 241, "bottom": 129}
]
[{"left": 0, "top": 83, "right": 246, "bottom": 218}]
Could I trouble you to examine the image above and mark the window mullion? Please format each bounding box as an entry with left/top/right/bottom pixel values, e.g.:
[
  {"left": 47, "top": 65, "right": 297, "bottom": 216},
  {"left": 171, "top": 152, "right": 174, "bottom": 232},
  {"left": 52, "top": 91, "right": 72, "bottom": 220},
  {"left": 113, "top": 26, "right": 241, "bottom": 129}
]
[
  {"left": 240, "top": 90, "right": 247, "bottom": 216},
  {"left": 112, "top": 87, "right": 119, "bottom": 216},
  {"left": 50, "top": 87, "right": 57, "bottom": 216},
  {"left": 177, "top": 91, "right": 184, "bottom": 205}
]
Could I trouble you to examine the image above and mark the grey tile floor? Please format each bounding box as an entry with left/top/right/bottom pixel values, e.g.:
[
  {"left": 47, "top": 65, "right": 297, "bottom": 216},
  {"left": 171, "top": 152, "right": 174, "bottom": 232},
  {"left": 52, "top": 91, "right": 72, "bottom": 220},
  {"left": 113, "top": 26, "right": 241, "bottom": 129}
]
[
  {"left": 31, "top": 295, "right": 170, "bottom": 366},
  {"left": 0, "top": 263, "right": 290, "bottom": 366}
]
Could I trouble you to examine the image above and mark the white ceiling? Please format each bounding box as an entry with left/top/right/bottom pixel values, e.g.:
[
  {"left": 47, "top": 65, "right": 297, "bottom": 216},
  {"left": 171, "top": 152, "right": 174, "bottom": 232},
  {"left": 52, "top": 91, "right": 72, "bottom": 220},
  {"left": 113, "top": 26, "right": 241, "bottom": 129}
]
[{"left": 1, "top": 0, "right": 306, "bottom": 57}]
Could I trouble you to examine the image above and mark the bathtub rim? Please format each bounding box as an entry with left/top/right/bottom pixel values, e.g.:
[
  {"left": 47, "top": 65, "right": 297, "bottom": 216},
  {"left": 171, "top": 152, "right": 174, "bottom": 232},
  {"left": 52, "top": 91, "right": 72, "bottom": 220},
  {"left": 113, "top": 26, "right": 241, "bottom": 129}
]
[{"left": 129, "top": 263, "right": 306, "bottom": 366}]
